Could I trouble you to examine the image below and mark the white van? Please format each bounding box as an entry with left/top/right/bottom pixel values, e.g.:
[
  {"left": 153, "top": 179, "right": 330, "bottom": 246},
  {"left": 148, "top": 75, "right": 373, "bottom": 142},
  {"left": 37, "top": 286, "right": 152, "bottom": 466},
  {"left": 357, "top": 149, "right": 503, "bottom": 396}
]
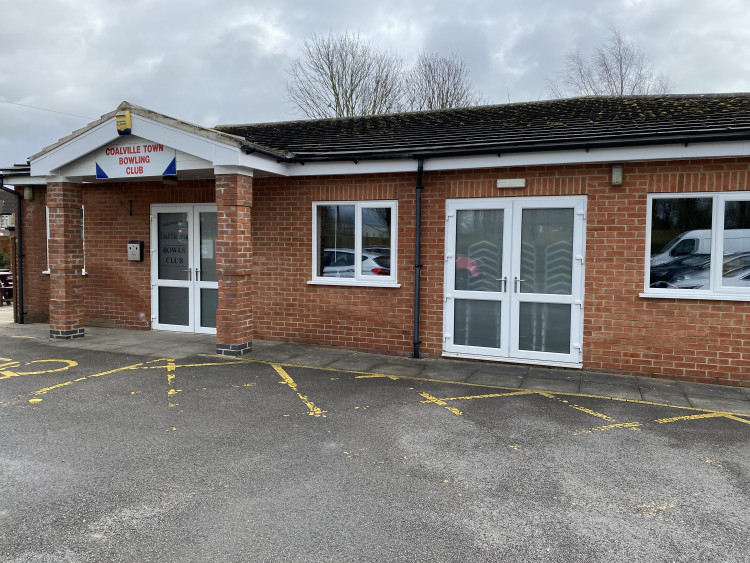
[{"left": 650, "top": 229, "right": 750, "bottom": 266}]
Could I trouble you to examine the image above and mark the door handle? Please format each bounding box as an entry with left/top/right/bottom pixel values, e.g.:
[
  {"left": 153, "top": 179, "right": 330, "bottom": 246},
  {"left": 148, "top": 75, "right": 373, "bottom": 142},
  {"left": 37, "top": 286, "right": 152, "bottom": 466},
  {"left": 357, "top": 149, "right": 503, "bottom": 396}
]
[
  {"left": 495, "top": 277, "right": 508, "bottom": 292},
  {"left": 514, "top": 277, "right": 525, "bottom": 292},
  {"left": 195, "top": 269, "right": 200, "bottom": 281},
  {"left": 182, "top": 268, "right": 192, "bottom": 281}
]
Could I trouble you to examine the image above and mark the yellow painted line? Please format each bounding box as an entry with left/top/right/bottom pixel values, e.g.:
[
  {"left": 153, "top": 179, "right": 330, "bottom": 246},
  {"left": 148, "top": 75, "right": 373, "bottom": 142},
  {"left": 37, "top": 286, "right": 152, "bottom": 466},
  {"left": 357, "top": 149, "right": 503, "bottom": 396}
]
[
  {"left": 271, "top": 363, "right": 327, "bottom": 417},
  {"left": 725, "top": 414, "right": 750, "bottom": 425},
  {"left": 355, "top": 374, "right": 400, "bottom": 381},
  {"left": 30, "top": 361, "right": 146, "bottom": 401},
  {"left": 573, "top": 422, "right": 642, "bottom": 435},
  {"left": 177, "top": 355, "right": 750, "bottom": 420},
  {"left": 439, "top": 390, "right": 536, "bottom": 401},
  {"left": 570, "top": 405, "right": 615, "bottom": 422},
  {"left": 655, "top": 412, "right": 728, "bottom": 424},
  {"left": 419, "top": 392, "right": 462, "bottom": 416},
  {"left": 0, "top": 359, "right": 78, "bottom": 379}
]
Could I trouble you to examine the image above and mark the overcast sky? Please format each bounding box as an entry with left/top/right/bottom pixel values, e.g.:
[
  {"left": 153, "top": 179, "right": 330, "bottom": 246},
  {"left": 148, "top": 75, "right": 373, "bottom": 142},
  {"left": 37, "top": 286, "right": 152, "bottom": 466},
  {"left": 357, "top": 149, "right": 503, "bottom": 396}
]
[{"left": 2, "top": 0, "right": 750, "bottom": 167}]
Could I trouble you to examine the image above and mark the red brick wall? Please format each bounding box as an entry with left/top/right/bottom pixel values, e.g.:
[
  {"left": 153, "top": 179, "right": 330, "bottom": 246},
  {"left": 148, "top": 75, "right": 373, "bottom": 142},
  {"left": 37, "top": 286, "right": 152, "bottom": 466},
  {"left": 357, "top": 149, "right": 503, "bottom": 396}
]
[
  {"left": 21, "top": 179, "right": 214, "bottom": 327},
  {"left": 17, "top": 157, "right": 750, "bottom": 385}
]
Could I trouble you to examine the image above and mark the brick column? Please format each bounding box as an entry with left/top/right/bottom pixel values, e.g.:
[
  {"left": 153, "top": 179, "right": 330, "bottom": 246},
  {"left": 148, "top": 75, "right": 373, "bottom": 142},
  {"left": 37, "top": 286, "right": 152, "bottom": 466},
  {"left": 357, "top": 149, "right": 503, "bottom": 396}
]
[
  {"left": 215, "top": 170, "right": 253, "bottom": 355},
  {"left": 47, "top": 179, "right": 85, "bottom": 339}
]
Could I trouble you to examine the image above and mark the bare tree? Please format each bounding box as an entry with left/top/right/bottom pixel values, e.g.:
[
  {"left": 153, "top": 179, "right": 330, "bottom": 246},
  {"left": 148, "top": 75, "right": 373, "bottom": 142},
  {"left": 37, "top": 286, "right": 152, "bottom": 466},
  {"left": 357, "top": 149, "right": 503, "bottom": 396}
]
[
  {"left": 405, "top": 51, "right": 485, "bottom": 111},
  {"left": 286, "top": 32, "right": 404, "bottom": 119},
  {"left": 547, "top": 26, "right": 672, "bottom": 97}
]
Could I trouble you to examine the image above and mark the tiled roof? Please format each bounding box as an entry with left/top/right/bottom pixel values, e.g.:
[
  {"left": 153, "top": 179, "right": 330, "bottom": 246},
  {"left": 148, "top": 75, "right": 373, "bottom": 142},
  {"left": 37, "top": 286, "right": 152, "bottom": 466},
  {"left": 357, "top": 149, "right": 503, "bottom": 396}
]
[{"left": 215, "top": 94, "right": 750, "bottom": 161}]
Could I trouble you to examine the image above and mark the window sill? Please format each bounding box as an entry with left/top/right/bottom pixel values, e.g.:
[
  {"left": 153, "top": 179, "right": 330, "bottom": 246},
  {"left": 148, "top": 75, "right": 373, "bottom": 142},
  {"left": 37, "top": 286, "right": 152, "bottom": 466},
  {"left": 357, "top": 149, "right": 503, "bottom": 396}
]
[
  {"left": 640, "top": 290, "right": 750, "bottom": 302},
  {"left": 308, "top": 279, "right": 401, "bottom": 289}
]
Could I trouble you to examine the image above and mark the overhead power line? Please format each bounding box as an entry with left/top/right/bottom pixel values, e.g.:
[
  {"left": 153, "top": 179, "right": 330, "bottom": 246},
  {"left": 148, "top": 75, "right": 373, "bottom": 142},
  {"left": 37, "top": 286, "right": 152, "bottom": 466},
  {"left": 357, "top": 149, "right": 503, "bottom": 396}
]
[{"left": 0, "top": 98, "right": 95, "bottom": 120}]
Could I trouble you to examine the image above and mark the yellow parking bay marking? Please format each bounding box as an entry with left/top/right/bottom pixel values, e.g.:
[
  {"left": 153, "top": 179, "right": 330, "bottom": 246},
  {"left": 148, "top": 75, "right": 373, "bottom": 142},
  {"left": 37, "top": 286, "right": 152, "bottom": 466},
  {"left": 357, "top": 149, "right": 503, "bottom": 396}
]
[
  {"left": 0, "top": 358, "right": 78, "bottom": 379},
  {"left": 271, "top": 363, "right": 327, "bottom": 418},
  {"left": 419, "top": 393, "right": 462, "bottom": 416},
  {"left": 440, "top": 390, "right": 536, "bottom": 401},
  {"left": 573, "top": 422, "right": 643, "bottom": 435},
  {"left": 656, "top": 412, "right": 750, "bottom": 425},
  {"left": 24, "top": 358, "right": 247, "bottom": 404},
  {"left": 29, "top": 361, "right": 148, "bottom": 402}
]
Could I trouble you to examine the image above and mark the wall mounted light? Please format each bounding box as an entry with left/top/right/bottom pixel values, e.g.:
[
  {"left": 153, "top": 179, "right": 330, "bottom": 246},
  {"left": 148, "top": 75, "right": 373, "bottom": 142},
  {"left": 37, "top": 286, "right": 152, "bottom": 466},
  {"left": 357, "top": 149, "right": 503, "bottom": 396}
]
[
  {"left": 497, "top": 178, "right": 526, "bottom": 189},
  {"left": 611, "top": 164, "right": 624, "bottom": 187},
  {"left": 23, "top": 186, "right": 33, "bottom": 201}
]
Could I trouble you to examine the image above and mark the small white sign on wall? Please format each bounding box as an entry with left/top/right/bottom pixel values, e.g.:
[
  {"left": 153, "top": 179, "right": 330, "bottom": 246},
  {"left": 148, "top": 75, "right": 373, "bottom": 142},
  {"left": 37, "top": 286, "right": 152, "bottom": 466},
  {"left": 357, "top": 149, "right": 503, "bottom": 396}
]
[{"left": 96, "top": 142, "right": 176, "bottom": 179}]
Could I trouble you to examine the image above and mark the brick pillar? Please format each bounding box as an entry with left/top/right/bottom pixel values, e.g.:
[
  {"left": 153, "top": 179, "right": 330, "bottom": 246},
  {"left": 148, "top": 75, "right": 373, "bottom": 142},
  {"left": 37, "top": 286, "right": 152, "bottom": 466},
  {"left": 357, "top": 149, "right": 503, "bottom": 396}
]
[
  {"left": 215, "top": 171, "right": 253, "bottom": 355},
  {"left": 47, "top": 180, "right": 85, "bottom": 339}
]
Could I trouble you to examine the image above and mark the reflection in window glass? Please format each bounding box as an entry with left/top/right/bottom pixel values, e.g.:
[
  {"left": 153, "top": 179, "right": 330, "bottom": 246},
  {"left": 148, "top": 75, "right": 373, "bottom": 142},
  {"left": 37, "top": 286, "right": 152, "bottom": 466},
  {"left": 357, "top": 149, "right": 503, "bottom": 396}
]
[
  {"left": 199, "top": 212, "right": 218, "bottom": 282},
  {"left": 519, "top": 209, "right": 574, "bottom": 295},
  {"left": 721, "top": 200, "right": 750, "bottom": 288},
  {"left": 649, "top": 197, "right": 712, "bottom": 290},
  {"left": 454, "top": 299, "right": 502, "bottom": 348},
  {"left": 455, "top": 209, "right": 504, "bottom": 292},
  {"left": 317, "top": 205, "right": 355, "bottom": 277},
  {"left": 518, "top": 303, "right": 570, "bottom": 354}
]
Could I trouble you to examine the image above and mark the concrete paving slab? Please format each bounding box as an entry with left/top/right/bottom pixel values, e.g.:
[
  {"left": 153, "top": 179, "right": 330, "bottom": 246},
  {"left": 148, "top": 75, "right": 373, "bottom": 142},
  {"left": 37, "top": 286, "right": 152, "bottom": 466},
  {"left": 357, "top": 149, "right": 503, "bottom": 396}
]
[
  {"left": 581, "top": 371, "right": 641, "bottom": 388},
  {"left": 680, "top": 381, "right": 750, "bottom": 400},
  {"left": 416, "top": 360, "right": 477, "bottom": 382},
  {"left": 579, "top": 381, "right": 643, "bottom": 401},
  {"left": 640, "top": 388, "right": 693, "bottom": 407},
  {"left": 522, "top": 375, "right": 580, "bottom": 393},
  {"left": 465, "top": 371, "right": 525, "bottom": 388},
  {"left": 527, "top": 366, "right": 582, "bottom": 382},
  {"left": 327, "top": 353, "right": 394, "bottom": 373},
  {"left": 280, "top": 349, "right": 357, "bottom": 368},
  {"left": 367, "top": 361, "right": 426, "bottom": 378},
  {"left": 688, "top": 396, "right": 750, "bottom": 415}
]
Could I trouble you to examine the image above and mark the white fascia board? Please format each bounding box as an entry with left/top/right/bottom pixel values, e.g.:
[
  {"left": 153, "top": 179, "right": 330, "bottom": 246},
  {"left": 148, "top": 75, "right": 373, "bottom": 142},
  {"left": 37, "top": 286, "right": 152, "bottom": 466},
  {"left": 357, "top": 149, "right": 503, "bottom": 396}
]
[
  {"left": 31, "top": 113, "right": 244, "bottom": 177},
  {"left": 31, "top": 118, "right": 119, "bottom": 176},
  {"left": 120, "top": 114, "right": 242, "bottom": 166},
  {"left": 237, "top": 151, "right": 289, "bottom": 176},
  {"left": 1, "top": 175, "right": 48, "bottom": 186},
  {"left": 274, "top": 139, "right": 750, "bottom": 178}
]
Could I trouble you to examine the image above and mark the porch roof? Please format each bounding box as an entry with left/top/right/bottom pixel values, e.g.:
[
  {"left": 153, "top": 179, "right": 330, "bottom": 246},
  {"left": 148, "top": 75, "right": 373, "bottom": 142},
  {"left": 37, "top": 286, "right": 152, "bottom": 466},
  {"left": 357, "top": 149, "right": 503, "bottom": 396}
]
[{"left": 216, "top": 93, "right": 750, "bottom": 161}]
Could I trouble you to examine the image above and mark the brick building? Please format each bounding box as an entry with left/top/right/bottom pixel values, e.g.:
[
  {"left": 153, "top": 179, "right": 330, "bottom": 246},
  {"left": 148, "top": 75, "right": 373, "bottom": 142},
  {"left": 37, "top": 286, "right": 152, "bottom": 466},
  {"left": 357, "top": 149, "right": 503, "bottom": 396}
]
[{"left": 4, "top": 95, "right": 750, "bottom": 386}]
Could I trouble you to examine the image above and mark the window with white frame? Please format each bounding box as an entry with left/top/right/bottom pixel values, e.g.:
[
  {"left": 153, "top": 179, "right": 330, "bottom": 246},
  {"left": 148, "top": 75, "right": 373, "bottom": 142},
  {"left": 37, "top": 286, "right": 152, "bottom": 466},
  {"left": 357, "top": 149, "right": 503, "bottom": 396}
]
[
  {"left": 646, "top": 193, "right": 750, "bottom": 298},
  {"left": 311, "top": 201, "right": 397, "bottom": 286}
]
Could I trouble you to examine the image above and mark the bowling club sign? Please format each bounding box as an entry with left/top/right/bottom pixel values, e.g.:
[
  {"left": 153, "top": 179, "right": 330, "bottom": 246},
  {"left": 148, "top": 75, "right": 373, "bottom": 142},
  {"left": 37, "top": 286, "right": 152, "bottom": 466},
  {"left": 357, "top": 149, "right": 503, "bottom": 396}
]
[{"left": 95, "top": 141, "right": 177, "bottom": 179}]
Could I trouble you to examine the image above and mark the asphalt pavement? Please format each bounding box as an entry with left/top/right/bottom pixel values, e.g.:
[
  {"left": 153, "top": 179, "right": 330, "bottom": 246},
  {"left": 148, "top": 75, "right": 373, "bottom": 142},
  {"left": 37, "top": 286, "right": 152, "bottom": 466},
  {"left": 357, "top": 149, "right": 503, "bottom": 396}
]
[{"left": 2, "top": 309, "right": 750, "bottom": 561}]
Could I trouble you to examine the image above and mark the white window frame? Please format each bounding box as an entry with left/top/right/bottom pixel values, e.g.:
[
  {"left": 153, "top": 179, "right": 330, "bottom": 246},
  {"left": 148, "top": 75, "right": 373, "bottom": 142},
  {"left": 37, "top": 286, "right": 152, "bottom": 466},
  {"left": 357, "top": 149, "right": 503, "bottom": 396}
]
[
  {"left": 309, "top": 200, "right": 399, "bottom": 288},
  {"left": 643, "top": 191, "right": 750, "bottom": 301}
]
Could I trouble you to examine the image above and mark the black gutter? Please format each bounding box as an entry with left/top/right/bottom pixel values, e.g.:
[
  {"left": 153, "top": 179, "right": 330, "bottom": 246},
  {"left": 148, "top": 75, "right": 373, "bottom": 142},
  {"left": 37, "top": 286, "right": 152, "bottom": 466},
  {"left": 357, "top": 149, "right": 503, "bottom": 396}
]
[
  {"left": 412, "top": 159, "right": 424, "bottom": 359},
  {"left": 0, "top": 176, "right": 24, "bottom": 324},
  {"left": 241, "top": 130, "right": 750, "bottom": 164}
]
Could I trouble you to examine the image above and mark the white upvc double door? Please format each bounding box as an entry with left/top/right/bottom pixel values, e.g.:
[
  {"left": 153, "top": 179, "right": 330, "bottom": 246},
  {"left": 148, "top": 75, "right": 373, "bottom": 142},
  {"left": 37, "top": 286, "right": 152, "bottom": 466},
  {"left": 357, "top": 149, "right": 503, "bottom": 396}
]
[
  {"left": 151, "top": 204, "right": 218, "bottom": 334},
  {"left": 443, "top": 196, "right": 586, "bottom": 366}
]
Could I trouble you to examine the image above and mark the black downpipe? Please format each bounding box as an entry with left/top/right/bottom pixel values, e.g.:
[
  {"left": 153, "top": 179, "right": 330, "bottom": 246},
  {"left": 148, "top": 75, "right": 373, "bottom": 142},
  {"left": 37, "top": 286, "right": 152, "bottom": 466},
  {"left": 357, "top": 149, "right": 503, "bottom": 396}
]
[
  {"left": 0, "top": 176, "right": 24, "bottom": 324},
  {"left": 412, "top": 159, "right": 424, "bottom": 359}
]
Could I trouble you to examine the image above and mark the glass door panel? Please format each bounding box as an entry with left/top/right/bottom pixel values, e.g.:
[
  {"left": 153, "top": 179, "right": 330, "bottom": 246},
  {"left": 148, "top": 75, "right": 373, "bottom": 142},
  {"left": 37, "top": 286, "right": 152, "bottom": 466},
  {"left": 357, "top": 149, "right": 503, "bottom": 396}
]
[
  {"left": 152, "top": 205, "right": 218, "bottom": 334},
  {"left": 445, "top": 201, "right": 511, "bottom": 357},
  {"left": 511, "top": 200, "right": 583, "bottom": 364},
  {"left": 444, "top": 196, "right": 585, "bottom": 366},
  {"left": 195, "top": 207, "right": 218, "bottom": 334}
]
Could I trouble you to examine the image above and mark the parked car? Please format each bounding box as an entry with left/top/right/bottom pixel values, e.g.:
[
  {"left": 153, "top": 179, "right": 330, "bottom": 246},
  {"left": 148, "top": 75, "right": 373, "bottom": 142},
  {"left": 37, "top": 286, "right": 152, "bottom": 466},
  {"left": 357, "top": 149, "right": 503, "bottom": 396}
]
[
  {"left": 651, "top": 229, "right": 750, "bottom": 266},
  {"left": 454, "top": 254, "right": 483, "bottom": 289},
  {"left": 649, "top": 254, "right": 710, "bottom": 287},
  {"left": 321, "top": 249, "right": 391, "bottom": 277},
  {"left": 667, "top": 252, "right": 750, "bottom": 289}
]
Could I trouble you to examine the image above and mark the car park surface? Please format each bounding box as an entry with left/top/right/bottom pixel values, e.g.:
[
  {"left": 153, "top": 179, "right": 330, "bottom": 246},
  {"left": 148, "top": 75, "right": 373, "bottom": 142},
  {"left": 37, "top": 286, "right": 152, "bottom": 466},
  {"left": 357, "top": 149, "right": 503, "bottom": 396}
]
[{"left": 2, "top": 315, "right": 750, "bottom": 562}]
